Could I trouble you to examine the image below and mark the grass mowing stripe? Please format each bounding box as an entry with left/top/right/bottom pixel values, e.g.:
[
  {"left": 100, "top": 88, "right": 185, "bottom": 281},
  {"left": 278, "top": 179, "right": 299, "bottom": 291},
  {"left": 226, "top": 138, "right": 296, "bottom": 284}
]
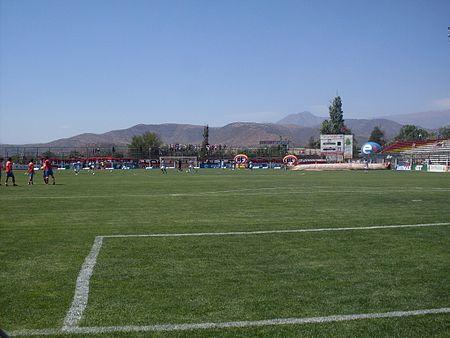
[
  {"left": 9, "top": 307, "right": 450, "bottom": 337},
  {"left": 2, "top": 186, "right": 450, "bottom": 200}
]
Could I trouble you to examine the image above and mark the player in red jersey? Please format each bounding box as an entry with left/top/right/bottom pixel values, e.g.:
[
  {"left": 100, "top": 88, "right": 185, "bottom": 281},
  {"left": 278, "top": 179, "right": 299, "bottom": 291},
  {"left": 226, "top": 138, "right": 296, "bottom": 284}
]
[
  {"left": 27, "top": 159, "right": 35, "bottom": 185},
  {"left": 42, "top": 157, "right": 56, "bottom": 185},
  {"left": 5, "top": 157, "right": 17, "bottom": 186}
]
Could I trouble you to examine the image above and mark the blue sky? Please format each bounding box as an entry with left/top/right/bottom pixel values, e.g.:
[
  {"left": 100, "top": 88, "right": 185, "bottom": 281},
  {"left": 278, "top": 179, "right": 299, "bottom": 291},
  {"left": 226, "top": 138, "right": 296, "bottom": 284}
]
[{"left": 1, "top": 0, "right": 449, "bottom": 144}]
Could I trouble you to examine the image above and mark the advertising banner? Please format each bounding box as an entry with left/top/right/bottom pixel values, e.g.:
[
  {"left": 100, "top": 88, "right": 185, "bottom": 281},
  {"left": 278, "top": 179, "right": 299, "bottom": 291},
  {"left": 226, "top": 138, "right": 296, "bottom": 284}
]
[
  {"left": 428, "top": 164, "right": 448, "bottom": 172},
  {"left": 396, "top": 163, "right": 411, "bottom": 171},
  {"left": 344, "top": 135, "right": 353, "bottom": 159}
]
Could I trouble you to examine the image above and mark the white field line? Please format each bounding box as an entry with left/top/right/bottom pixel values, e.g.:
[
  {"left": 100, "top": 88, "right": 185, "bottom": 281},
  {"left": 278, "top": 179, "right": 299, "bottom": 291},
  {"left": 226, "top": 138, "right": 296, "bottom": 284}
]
[
  {"left": 62, "top": 236, "right": 104, "bottom": 330},
  {"left": 60, "top": 222, "right": 450, "bottom": 330},
  {"left": 104, "top": 222, "right": 450, "bottom": 238},
  {"left": 9, "top": 307, "right": 450, "bottom": 336}
]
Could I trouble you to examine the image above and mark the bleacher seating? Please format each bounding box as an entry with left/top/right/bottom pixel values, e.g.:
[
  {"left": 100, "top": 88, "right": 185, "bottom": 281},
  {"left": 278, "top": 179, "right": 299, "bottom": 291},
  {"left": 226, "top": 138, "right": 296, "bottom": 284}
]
[
  {"left": 381, "top": 139, "right": 450, "bottom": 164},
  {"left": 381, "top": 140, "right": 438, "bottom": 154}
]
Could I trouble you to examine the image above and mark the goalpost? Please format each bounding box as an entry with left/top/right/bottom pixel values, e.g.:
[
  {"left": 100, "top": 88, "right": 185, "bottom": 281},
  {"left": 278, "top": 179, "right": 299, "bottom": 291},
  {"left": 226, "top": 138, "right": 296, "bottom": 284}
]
[{"left": 159, "top": 156, "right": 198, "bottom": 169}]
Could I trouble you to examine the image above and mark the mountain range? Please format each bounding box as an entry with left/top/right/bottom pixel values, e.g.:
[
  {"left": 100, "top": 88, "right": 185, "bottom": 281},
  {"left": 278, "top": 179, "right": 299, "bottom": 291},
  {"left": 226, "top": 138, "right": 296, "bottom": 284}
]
[
  {"left": 276, "top": 109, "right": 450, "bottom": 130},
  {"left": 1, "top": 109, "right": 449, "bottom": 149}
]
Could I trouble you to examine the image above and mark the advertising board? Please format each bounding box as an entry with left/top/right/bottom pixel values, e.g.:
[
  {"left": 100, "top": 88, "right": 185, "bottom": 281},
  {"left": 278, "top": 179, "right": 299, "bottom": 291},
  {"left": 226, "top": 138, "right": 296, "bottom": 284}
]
[
  {"left": 428, "top": 164, "right": 448, "bottom": 172},
  {"left": 320, "top": 134, "right": 353, "bottom": 159}
]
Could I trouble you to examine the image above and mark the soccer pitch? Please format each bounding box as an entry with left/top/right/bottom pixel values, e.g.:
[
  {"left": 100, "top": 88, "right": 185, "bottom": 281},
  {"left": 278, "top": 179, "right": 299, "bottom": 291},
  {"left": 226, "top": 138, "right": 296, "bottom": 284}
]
[{"left": 1, "top": 169, "right": 450, "bottom": 337}]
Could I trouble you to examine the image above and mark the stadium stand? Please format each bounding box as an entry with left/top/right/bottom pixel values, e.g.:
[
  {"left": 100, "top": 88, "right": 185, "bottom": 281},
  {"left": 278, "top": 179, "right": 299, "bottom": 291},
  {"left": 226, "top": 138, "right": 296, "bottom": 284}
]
[
  {"left": 381, "top": 139, "right": 450, "bottom": 168},
  {"left": 380, "top": 140, "right": 438, "bottom": 154}
]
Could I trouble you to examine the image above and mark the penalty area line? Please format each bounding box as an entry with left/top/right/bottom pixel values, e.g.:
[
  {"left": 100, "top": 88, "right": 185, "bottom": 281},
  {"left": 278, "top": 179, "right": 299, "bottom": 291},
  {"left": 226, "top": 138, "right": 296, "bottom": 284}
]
[
  {"left": 8, "top": 307, "right": 450, "bottom": 336},
  {"left": 104, "top": 222, "right": 450, "bottom": 238},
  {"left": 61, "top": 222, "right": 450, "bottom": 332}
]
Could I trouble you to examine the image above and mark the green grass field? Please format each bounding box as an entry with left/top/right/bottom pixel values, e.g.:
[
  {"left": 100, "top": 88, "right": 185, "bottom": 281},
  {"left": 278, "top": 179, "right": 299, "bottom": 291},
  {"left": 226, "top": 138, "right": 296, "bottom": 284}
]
[{"left": 1, "top": 168, "right": 450, "bottom": 337}]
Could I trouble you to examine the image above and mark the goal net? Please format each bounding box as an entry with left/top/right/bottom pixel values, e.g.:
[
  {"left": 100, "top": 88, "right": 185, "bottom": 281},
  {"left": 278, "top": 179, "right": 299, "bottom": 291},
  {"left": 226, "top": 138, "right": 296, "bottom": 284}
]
[{"left": 159, "top": 156, "right": 198, "bottom": 169}]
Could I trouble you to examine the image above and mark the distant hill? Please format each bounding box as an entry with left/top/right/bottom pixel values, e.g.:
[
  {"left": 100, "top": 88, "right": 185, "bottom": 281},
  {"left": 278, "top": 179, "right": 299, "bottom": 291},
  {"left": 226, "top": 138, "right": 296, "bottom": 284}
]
[
  {"left": 380, "top": 109, "right": 450, "bottom": 129},
  {"left": 278, "top": 109, "right": 450, "bottom": 130},
  {"left": 22, "top": 123, "right": 319, "bottom": 148},
  {"left": 1, "top": 109, "right": 444, "bottom": 151},
  {"left": 211, "top": 123, "right": 318, "bottom": 146},
  {"left": 44, "top": 124, "right": 205, "bottom": 147},
  {"left": 0, "top": 122, "right": 321, "bottom": 150},
  {"left": 0, "top": 119, "right": 400, "bottom": 151},
  {"left": 277, "top": 111, "right": 326, "bottom": 127}
]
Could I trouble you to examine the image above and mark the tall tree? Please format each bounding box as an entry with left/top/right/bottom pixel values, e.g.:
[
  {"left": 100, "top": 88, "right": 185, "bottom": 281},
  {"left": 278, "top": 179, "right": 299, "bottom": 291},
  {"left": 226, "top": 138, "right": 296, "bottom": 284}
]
[
  {"left": 395, "top": 125, "right": 429, "bottom": 141},
  {"left": 200, "top": 125, "right": 209, "bottom": 160},
  {"left": 320, "top": 96, "right": 349, "bottom": 134},
  {"left": 320, "top": 119, "right": 332, "bottom": 134},
  {"left": 368, "top": 126, "right": 386, "bottom": 145},
  {"left": 128, "top": 132, "right": 162, "bottom": 159}
]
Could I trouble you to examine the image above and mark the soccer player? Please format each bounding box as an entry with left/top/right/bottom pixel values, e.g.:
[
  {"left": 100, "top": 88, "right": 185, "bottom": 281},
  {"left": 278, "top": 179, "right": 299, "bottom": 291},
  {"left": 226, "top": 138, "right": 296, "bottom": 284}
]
[
  {"left": 74, "top": 161, "right": 81, "bottom": 175},
  {"left": 160, "top": 159, "right": 167, "bottom": 174},
  {"left": 43, "top": 157, "right": 56, "bottom": 185},
  {"left": 5, "top": 157, "right": 17, "bottom": 186},
  {"left": 187, "top": 159, "right": 196, "bottom": 173},
  {"left": 363, "top": 158, "right": 369, "bottom": 172},
  {"left": 27, "top": 159, "right": 35, "bottom": 185}
]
